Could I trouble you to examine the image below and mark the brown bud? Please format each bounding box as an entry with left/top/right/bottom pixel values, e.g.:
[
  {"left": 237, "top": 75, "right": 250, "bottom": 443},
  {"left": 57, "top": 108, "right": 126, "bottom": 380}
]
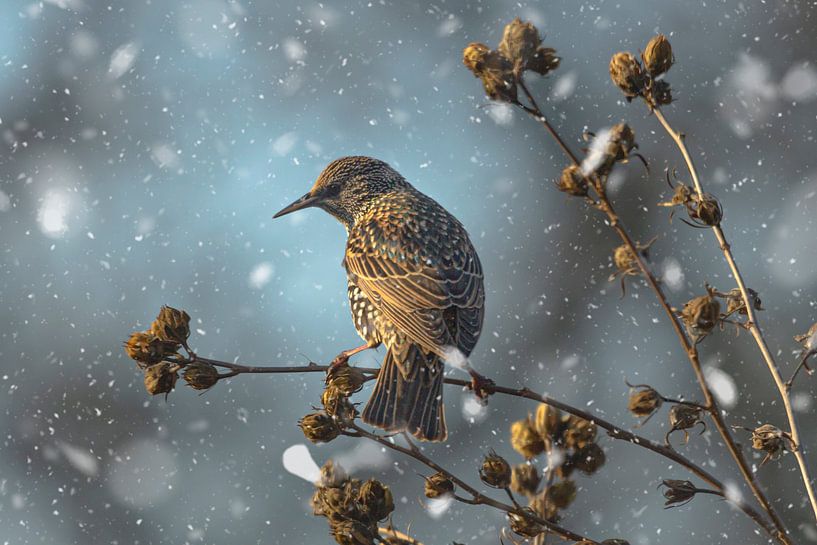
[
  {"left": 326, "top": 364, "right": 366, "bottom": 396},
  {"left": 680, "top": 292, "right": 721, "bottom": 338},
  {"left": 752, "top": 424, "right": 792, "bottom": 466},
  {"left": 689, "top": 193, "right": 723, "bottom": 226},
  {"left": 533, "top": 403, "right": 562, "bottom": 441},
  {"left": 660, "top": 479, "right": 697, "bottom": 508},
  {"left": 150, "top": 305, "right": 191, "bottom": 345},
  {"left": 526, "top": 46, "right": 560, "bottom": 75},
  {"left": 321, "top": 386, "right": 357, "bottom": 421},
  {"left": 463, "top": 42, "right": 491, "bottom": 74},
  {"left": 666, "top": 403, "right": 706, "bottom": 445},
  {"left": 613, "top": 244, "right": 637, "bottom": 276},
  {"left": 182, "top": 361, "right": 219, "bottom": 390},
  {"left": 143, "top": 361, "right": 179, "bottom": 396},
  {"left": 479, "top": 51, "right": 518, "bottom": 103},
  {"left": 627, "top": 385, "right": 663, "bottom": 419},
  {"left": 124, "top": 331, "right": 177, "bottom": 367},
  {"left": 643, "top": 34, "right": 674, "bottom": 76},
  {"left": 498, "top": 18, "right": 541, "bottom": 69},
  {"left": 609, "top": 52, "right": 645, "bottom": 98},
  {"left": 329, "top": 518, "right": 377, "bottom": 545},
  {"left": 357, "top": 479, "right": 394, "bottom": 521},
  {"left": 299, "top": 412, "right": 340, "bottom": 444},
  {"left": 650, "top": 79, "right": 673, "bottom": 106},
  {"left": 556, "top": 165, "right": 589, "bottom": 197},
  {"left": 479, "top": 451, "right": 512, "bottom": 488},
  {"left": 320, "top": 460, "right": 349, "bottom": 488},
  {"left": 563, "top": 416, "right": 597, "bottom": 449},
  {"left": 508, "top": 507, "right": 545, "bottom": 538},
  {"left": 572, "top": 443, "right": 606, "bottom": 475},
  {"left": 546, "top": 479, "right": 577, "bottom": 510},
  {"left": 511, "top": 463, "right": 542, "bottom": 496},
  {"left": 510, "top": 417, "right": 546, "bottom": 459},
  {"left": 424, "top": 472, "right": 455, "bottom": 498}
]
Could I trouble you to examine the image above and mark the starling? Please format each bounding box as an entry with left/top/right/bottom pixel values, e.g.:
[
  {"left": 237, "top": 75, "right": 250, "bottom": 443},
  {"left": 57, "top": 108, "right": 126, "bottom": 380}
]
[{"left": 274, "top": 156, "right": 485, "bottom": 441}]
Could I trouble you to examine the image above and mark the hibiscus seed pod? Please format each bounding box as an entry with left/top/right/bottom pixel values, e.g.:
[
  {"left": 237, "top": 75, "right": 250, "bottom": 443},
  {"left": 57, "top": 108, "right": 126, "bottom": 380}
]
[
  {"left": 510, "top": 417, "right": 546, "bottom": 459},
  {"left": 151, "top": 305, "right": 191, "bottom": 345},
  {"left": 660, "top": 479, "right": 698, "bottom": 508},
  {"left": 556, "top": 164, "right": 589, "bottom": 197},
  {"left": 143, "top": 361, "right": 179, "bottom": 396},
  {"left": 508, "top": 507, "right": 545, "bottom": 538},
  {"left": 571, "top": 443, "right": 606, "bottom": 475},
  {"left": 526, "top": 46, "right": 560, "bottom": 75},
  {"left": 320, "top": 459, "right": 349, "bottom": 488},
  {"left": 424, "top": 472, "right": 455, "bottom": 498},
  {"left": 462, "top": 42, "right": 491, "bottom": 75},
  {"left": 124, "top": 331, "right": 177, "bottom": 367},
  {"left": 329, "top": 518, "right": 377, "bottom": 545},
  {"left": 533, "top": 403, "right": 563, "bottom": 440},
  {"left": 609, "top": 52, "right": 645, "bottom": 98},
  {"left": 498, "top": 18, "right": 541, "bottom": 69},
  {"left": 479, "top": 451, "right": 512, "bottom": 488},
  {"left": 511, "top": 463, "right": 542, "bottom": 496},
  {"left": 182, "top": 361, "right": 219, "bottom": 390},
  {"left": 326, "top": 364, "right": 366, "bottom": 396},
  {"left": 357, "top": 479, "right": 394, "bottom": 521},
  {"left": 650, "top": 79, "right": 673, "bottom": 106},
  {"left": 690, "top": 193, "right": 723, "bottom": 226},
  {"left": 680, "top": 292, "right": 721, "bottom": 338},
  {"left": 752, "top": 424, "right": 790, "bottom": 465},
  {"left": 298, "top": 412, "right": 341, "bottom": 444},
  {"left": 627, "top": 385, "right": 663, "bottom": 418},
  {"left": 642, "top": 34, "right": 674, "bottom": 76},
  {"left": 563, "top": 415, "right": 597, "bottom": 449},
  {"left": 479, "top": 51, "right": 518, "bottom": 103},
  {"left": 666, "top": 403, "right": 706, "bottom": 445},
  {"left": 546, "top": 479, "right": 577, "bottom": 510}
]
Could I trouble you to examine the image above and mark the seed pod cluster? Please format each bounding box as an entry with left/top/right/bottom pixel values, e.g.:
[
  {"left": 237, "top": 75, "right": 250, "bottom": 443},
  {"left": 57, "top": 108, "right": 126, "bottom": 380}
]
[
  {"left": 124, "top": 306, "right": 197, "bottom": 397},
  {"left": 321, "top": 363, "right": 366, "bottom": 424},
  {"left": 610, "top": 34, "right": 675, "bottom": 107},
  {"left": 463, "top": 19, "right": 560, "bottom": 103},
  {"left": 310, "top": 460, "right": 399, "bottom": 545}
]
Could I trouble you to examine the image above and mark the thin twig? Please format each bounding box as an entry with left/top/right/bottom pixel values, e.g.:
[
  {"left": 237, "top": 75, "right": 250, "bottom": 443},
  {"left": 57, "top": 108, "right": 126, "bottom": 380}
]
[
  {"left": 651, "top": 105, "right": 817, "bottom": 526},
  {"left": 514, "top": 78, "right": 790, "bottom": 544}
]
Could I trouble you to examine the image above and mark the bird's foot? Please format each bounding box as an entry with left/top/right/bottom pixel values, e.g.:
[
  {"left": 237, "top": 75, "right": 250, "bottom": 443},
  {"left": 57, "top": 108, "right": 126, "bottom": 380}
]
[
  {"left": 329, "top": 352, "right": 351, "bottom": 371},
  {"left": 468, "top": 370, "right": 495, "bottom": 401}
]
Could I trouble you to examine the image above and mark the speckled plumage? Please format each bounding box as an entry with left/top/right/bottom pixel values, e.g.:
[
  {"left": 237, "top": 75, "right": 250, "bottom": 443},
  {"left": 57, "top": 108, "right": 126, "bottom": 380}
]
[{"left": 279, "top": 156, "right": 485, "bottom": 441}]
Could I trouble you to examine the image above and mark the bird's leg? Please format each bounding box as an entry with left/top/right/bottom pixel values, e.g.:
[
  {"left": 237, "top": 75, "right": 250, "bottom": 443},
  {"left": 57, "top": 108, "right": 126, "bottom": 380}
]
[
  {"left": 467, "top": 367, "right": 495, "bottom": 400},
  {"left": 329, "top": 342, "right": 377, "bottom": 370}
]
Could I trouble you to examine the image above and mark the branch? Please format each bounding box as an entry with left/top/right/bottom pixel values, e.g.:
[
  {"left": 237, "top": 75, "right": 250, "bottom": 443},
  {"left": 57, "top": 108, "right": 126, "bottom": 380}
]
[
  {"left": 513, "top": 78, "right": 790, "bottom": 544},
  {"left": 198, "top": 356, "right": 775, "bottom": 539},
  {"left": 651, "top": 105, "right": 817, "bottom": 525}
]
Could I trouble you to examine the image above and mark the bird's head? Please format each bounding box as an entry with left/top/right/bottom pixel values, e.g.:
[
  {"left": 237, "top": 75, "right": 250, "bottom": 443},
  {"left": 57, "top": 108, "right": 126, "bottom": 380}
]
[{"left": 273, "top": 156, "right": 408, "bottom": 226}]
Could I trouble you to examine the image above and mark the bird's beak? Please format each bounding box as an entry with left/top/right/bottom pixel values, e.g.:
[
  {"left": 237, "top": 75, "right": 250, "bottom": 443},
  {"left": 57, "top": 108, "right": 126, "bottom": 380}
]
[{"left": 273, "top": 191, "right": 320, "bottom": 219}]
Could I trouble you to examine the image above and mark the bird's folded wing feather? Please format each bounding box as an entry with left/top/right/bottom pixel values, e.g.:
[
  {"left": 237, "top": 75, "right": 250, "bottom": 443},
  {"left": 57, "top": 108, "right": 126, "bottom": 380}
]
[{"left": 345, "top": 216, "right": 484, "bottom": 360}]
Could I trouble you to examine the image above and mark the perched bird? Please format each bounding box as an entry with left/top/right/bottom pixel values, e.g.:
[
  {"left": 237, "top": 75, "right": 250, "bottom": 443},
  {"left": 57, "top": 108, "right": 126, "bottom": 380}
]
[{"left": 274, "top": 156, "right": 486, "bottom": 441}]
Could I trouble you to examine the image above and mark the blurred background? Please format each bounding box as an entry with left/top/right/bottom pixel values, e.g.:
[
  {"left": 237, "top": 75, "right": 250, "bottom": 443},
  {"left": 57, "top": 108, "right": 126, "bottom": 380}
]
[{"left": 1, "top": 0, "right": 816, "bottom": 543}]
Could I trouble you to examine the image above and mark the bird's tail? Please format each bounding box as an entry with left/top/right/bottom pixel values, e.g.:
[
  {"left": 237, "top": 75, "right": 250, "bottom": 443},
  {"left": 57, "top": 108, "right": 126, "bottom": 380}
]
[{"left": 361, "top": 347, "right": 447, "bottom": 442}]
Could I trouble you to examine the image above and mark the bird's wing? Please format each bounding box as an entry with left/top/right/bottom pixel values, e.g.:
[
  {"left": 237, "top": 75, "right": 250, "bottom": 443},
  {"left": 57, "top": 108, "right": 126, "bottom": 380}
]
[{"left": 345, "top": 202, "right": 484, "bottom": 360}]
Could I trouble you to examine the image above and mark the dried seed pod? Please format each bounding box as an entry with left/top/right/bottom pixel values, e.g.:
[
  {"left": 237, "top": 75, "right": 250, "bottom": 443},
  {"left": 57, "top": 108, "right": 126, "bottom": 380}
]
[
  {"left": 795, "top": 322, "right": 817, "bottom": 350},
  {"left": 462, "top": 42, "right": 491, "bottom": 74},
  {"left": 312, "top": 485, "right": 350, "bottom": 519},
  {"left": 321, "top": 386, "right": 357, "bottom": 421},
  {"left": 124, "top": 331, "right": 177, "bottom": 368},
  {"left": 329, "top": 518, "right": 377, "bottom": 545},
  {"left": 563, "top": 416, "right": 597, "bottom": 450},
  {"left": 533, "top": 403, "right": 562, "bottom": 441},
  {"left": 642, "top": 34, "right": 674, "bottom": 76},
  {"left": 357, "top": 479, "right": 394, "bottom": 521},
  {"left": 606, "top": 123, "right": 637, "bottom": 164},
  {"left": 479, "top": 451, "right": 512, "bottom": 488},
  {"left": 660, "top": 479, "right": 698, "bottom": 508},
  {"left": 609, "top": 52, "right": 645, "bottom": 99},
  {"left": 613, "top": 244, "right": 638, "bottom": 276},
  {"left": 320, "top": 460, "right": 349, "bottom": 488},
  {"left": 508, "top": 507, "right": 545, "bottom": 538},
  {"left": 546, "top": 479, "right": 577, "bottom": 510},
  {"left": 150, "top": 305, "right": 191, "bottom": 346},
  {"left": 689, "top": 193, "right": 723, "bottom": 226},
  {"left": 526, "top": 46, "right": 560, "bottom": 75},
  {"left": 511, "top": 463, "right": 542, "bottom": 496},
  {"left": 571, "top": 443, "right": 606, "bottom": 475},
  {"left": 752, "top": 424, "right": 792, "bottom": 466},
  {"left": 479, "top": 51, "right": 518, "bottom": 103},
  {"left": 723, "top": 287, "right": 763, "bottom": 316},
  {"left": 658, "top": 180, "right": 692, "bottom": 209},
  {"left": 424, "top": 472, "right": 455, "bottom": 498},
  {"left": 680, "top": 291, "right": 721, "bottom": 339},
  {"left": 498, "top": 18, "right": 540, "bottom": 69},
  {"left": 143, "top": 361, "right": 179, "bottom": 396},
  {"left": 556, "top": 164, "right": 589, "bottom": 197},
  {"left": 666, "top": 403, "right": 706, "bottom": 445},
  {"left": 528, "top": 493, "right": 559, "bottom": 522},
  {"left": 510, "top": 417, "right": 546, "bottom": 459},
  {"left": 182, "top": 361, "right": 219, "bottom": 390},
  {"left": 299, "top": 412, "right": 341, "bottom": 444},
  {"left": 326, "top": 364, "right": 366, "bottom": 396},
  {"left": 627, "top": 384, "right": 663, "bottom": 421},
  {"left": 650, "top": 79, "right": 674, "bottom": 106}
]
